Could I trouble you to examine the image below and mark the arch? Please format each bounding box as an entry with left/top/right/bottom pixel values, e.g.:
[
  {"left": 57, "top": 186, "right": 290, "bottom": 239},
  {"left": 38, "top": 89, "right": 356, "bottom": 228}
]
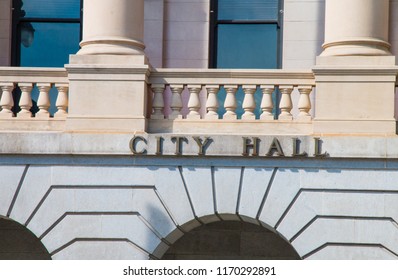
[
  {"left": 154, "top": 215, "right": 301, "bottom": 260},
  {"left": 0, "top": 216, "right": 51, "bottom": 260}
]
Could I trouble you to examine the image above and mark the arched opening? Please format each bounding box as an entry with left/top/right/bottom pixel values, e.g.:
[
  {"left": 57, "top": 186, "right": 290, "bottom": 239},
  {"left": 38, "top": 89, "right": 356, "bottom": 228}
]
[
  {"left": 162, "top": 221, "right": 300, "bottom": 260},
  {"left": 0, "top": 216, "right": 51, "bottom": 260}
]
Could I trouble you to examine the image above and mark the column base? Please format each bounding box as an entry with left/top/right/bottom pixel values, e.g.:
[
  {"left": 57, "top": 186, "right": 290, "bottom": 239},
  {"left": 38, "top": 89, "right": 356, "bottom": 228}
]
[
  {"left": 65, "top": 55, "right": 150, "bottom": 133},
  {"left": 313, "top": 56, "right": 398, "bottom": 135},
  {"left": 77, "top": 37, "right": 145, "bottom": 56},
  {"left": 320, "top": 38, "right": 391, "bottom": 56}
]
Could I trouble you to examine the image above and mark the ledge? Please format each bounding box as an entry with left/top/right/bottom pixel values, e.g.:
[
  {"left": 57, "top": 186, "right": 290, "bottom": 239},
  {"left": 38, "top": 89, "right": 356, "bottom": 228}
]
[{"left": 1, "top": 132, "right": 398, "bottom": 160}]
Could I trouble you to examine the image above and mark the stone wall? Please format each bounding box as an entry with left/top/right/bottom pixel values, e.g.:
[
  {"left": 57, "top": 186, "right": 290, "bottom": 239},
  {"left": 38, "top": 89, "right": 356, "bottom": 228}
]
[
  {"left": 1, "top": 155, "right": 398, "bottom": 260},
  {"left": 0, "top": 0, "right": 11, "bottom": 66}
]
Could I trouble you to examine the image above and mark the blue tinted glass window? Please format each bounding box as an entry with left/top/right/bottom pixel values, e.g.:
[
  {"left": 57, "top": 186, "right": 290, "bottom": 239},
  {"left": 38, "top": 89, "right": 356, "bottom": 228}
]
[
  {"left": 217, "top": 24, "right": 278, "bottom": 69},
  {"left": 21, "top": 0, "right": 80, "bottom": 19},
  {"left": 20, "top": 22, "right": 80, "bottom": 67},
  {"left": 212, "top": 0, "right": 280, "bottom": 118},
  {"left": 218, "top": 0, "right": 279, "bottom": 21}
]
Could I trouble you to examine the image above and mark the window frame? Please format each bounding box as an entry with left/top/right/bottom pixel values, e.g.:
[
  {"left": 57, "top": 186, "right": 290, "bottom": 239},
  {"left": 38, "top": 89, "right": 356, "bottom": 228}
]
[
  {"left": 11, "top": 0, "right": 83, "bottom": 66},
  {"left": 209, "top": 0, "right": 283, "bottom": 69}
]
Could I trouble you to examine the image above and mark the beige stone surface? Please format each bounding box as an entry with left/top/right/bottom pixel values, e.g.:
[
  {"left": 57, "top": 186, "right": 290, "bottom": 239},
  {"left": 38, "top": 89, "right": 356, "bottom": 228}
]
[
  {"left": 313, "top": 56, "right": 398, "bottom": 134},
  {"left": 65, "top": 55, "right": 149, "bottom": 132},
  {"left": 322, "top": 0, "right": 390, "bottom": 56},
  {"left": 282, "top": 0, "right": 325, "bottom": 69},
  {"left": 163, "top": 0, "right": 209, "bottom": 68},
  {"left": 78, "top": 0, "right": 145, "bottom": 55},
  {"left": 144, "top": 0, "right": 165, "bottom": 67},
  {"left": 0, "top": 0, "right": 11, "bottom": 66}
]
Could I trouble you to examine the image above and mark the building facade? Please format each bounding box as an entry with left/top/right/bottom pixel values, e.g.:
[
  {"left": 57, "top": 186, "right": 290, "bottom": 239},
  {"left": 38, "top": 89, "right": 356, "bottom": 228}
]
[{"left": 0, "top": 0, "right": 398, "bottom": 260}]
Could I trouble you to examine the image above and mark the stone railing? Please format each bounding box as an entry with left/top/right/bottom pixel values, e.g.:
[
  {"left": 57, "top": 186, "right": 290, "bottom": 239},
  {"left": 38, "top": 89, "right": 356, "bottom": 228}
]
[
  {"left": 0, "top": 67, "right": 316, "bottom": 134},
  {"left": 0, "top": 68, "right": 68, "bottom": 131},
  {"left": 148, "top": 69, "right": 315, "bottom": 134}
]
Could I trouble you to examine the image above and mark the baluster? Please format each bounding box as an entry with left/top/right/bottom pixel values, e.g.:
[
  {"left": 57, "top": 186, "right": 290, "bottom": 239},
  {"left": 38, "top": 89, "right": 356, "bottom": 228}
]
[
  {"left": 187, "top": 85, "right": 202, "bottom": 119},
  {"left": 151, "top": 84, "right": 165, "bottom": 119},
  {"left": 242, "top": 85, "right": 257, "bottom": 120},
  {"left": 278, "top": 86, "right": 294, "bottom": 120},
  {"left": 205, "top": 85, "right": 220, "bottom": 120},
  {"left": 260, "top": 85, "right": 275, "bottom": 120},
  {"left": 0, "top": 83, "right": 15, "bottom": 118},
  {"left": 223, "top": 85, "right": 238, "bottom": 120},
  {"left": 36, "top": 83, "right": 52, "bottom": 118},
  {"left": 54, "top": 84, "right": 69, "bottom": 118},
  {"left": 18, "top": 83, "right": 33, "bottom": 118},
  {"left": 297, "top": 86, "right": 313, "bottom": 121},
  {"left": 168, "top": 84, "right": 184, "bottom": 119}
]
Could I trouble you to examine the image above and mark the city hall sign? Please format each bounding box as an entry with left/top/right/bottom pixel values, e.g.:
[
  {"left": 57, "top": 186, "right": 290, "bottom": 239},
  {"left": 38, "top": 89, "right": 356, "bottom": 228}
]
[{"left": 129, "top": 135, "right": 328, "bottom": 158}]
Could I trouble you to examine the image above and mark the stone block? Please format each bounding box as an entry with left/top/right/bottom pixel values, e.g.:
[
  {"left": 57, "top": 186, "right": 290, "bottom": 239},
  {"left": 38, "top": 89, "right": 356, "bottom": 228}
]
[
  {"left": 10, "top": 166, "right": 52, "bottom": 225},
  {"left": 306, "top": 245, "right": 397, "bottom": 260},
  {"left": 42, "top": 215, "right": 103, "bottom": 254},
  {"left": 52, "top": 241, "right": 148, "bottom": 260},
  {"left": 292, "top": 218, "right": 355, "bottom": 257},
  {"left": 258, "top": 168, "right": 301, "bottom": 227},
  {"left": 276, "top": 191, "right": 322, "bottom": 240},
  {"left": 181, "top": 166, "right": 214, "bottom": 220},
  {"left": 284, "top": 0, "right": 325, "bottom": 22},
  {"left": 50, "top": 166, "right": 155, "bottom": 186},
  {"left": 0, "top": 166, "right": 25, "bottom": 216},
  {"left": 154, "top": 167, "right": 197, "bottom": 230},
  {"left": 213, "top": 167, "right": 241, "bottom": 215},
  {"left": 238, "top": 168, "right": 274, "bottom": 220}
]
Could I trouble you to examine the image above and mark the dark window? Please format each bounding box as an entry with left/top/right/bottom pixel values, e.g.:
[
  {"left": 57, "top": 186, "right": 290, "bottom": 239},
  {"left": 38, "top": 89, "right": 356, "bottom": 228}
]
[
  {"left": 210, "top": 0, "right": 282, "bottom": 69},
  {"left": 210, "top": 0, "right": 282, "bottom": 118},
  {"left": 12, "top": 0, "right": 82, "bottom": 67}
]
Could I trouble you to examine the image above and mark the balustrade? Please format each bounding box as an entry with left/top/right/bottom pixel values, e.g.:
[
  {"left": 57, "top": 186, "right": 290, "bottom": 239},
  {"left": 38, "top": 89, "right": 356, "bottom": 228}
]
[
  {"left": 0, "top": 68, "right": 69, "bottom": 120},
  {"left": 148, "top": 70, "right": 315, "bottom": 123},
  {"left": 0, "top": 82, "right": 69, "bottom": 119},
  {"left": 0, "top": 67, "right": 317, "bottom": 134}
]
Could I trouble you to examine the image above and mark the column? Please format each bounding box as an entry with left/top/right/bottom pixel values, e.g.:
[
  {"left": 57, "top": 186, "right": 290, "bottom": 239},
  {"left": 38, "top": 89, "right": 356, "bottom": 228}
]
[
  {"left": 77, "top": 0, "right": 145, "bottom": 55},
  {"left": 321, "top": 0, "right": 390, "bottom": 56}
]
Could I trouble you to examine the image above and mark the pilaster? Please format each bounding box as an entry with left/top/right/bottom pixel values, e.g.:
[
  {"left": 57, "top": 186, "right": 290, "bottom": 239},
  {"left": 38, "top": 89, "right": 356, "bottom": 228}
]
[
  {"left": 314, "top": 0, "right": 398, "bottom": 135},
  {"left": 66, "top": 0, "right": 149, "bottom": 133},
  {"left": 65, "top": 56, "right": 150, "bottom": 133}
]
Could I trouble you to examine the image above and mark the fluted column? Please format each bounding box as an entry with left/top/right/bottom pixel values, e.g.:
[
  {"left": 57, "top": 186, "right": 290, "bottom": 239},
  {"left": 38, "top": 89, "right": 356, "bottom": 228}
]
[
  {"left": 321, "top": 0, "right": 390, "bottom": 56},
  {"left": 77, "top": 0, "right": 145, "bottom": 55}
]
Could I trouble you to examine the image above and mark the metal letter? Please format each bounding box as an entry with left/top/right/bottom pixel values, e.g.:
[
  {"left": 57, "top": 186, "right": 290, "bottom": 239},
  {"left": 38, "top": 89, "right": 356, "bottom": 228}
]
[
  {"left": 266, "top": 138, "right": 285, "bottom": 157},
  {"left": 314, "top": 137, "right": 328, "bottom": 157},
  {"left": 171, "top": 136, "right": 188, "bottom": 156},
  {"left": 129, "top": 136, "right": 147, "bottom": 155},
  {"left": 292, "top": 138, "right": 308, "bottom": 157},
  {"left": 156, "top": 136, "right": 164, "bottom": 155},
  {"left": 193, "top": 137, "right": 213, "bottom": 156},
  {"left": 242, "top": 137, "right": 260, "bottom": 156}
]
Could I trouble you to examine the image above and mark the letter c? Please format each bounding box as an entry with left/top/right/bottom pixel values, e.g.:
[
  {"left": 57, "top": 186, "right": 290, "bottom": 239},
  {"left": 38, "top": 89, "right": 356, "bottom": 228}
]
[{"left": 129, "top": 136, "right": 148, "bottom": 154}]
